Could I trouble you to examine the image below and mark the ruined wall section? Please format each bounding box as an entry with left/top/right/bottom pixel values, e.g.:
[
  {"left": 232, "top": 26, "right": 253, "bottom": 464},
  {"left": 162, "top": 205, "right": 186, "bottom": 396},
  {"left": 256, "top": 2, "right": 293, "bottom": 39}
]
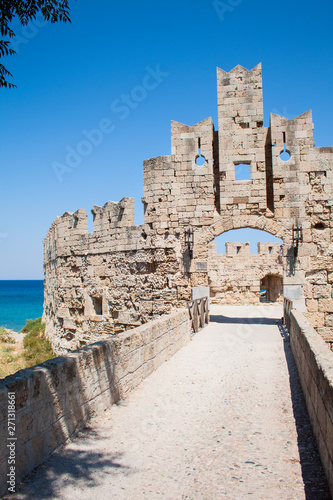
[
  {"left": 217, "top": 64, "right": 269, "bottom": 216},
  {"left": 43, "top": 198, "right": 186, "bottom": 354},
  {"left": 208, "top": 241, "right": 283, "bottom": 304}
]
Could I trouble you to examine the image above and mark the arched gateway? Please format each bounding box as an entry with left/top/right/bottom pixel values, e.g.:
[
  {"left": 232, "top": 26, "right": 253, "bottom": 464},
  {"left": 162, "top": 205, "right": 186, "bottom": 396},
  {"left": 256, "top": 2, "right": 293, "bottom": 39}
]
[
  {"left": 43, "top": 63, "right": 333, "bottom": 353},
  {"left": 204, "top": 219, "right": 284, "bottom": 305},
  {"left": 188, "top": 215, "right": 289, "bottom": 305}
]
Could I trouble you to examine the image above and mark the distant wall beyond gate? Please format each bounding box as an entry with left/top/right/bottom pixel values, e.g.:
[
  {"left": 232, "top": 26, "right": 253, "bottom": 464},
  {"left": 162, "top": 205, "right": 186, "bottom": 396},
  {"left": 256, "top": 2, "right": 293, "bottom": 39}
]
[
  {"left": 284, "top": 300, "right": 333, "bottom": 497},
  {"left": 0, "top": 310, "right": 190, "bottom": 497},
  {"left": 208, "top": 241, "right": 283, "bottom": 304}
]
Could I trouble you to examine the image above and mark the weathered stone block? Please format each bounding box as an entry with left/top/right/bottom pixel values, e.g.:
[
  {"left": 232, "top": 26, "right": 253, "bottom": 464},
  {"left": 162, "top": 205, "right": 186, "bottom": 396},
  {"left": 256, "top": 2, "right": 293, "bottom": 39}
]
[
  {"left": 313, "top": 285, "right": 332, "bottom": 299},
  {"left": 306, "top": 299, "right": 319, "bottom": 312},
  {"left": 306, "top": 270, "right": 328, "bottom": 285},
  {"left": 325, "top": 314, "right": 333, "bottom": 328},
  {"left": 319, "top": 299, "right": 333, "bottom": 313},
  {"left": 305, "top": 312, "right": 325, "bottom": 328}
]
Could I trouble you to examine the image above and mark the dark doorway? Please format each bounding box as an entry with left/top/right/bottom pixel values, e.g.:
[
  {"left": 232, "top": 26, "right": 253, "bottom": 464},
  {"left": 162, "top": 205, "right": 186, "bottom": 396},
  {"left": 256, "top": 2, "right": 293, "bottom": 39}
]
[{"left": 260, "top": 274, "right": 283, "bottom": 302}]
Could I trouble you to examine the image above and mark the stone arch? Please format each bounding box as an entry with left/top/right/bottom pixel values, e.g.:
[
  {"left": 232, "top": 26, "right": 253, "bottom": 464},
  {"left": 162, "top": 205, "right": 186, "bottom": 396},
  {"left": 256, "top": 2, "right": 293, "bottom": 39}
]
[
  {"left": 203, "top": 214, "right": 288, "bottom": 246},
  {"left": 203, "top": 218, "right": 286, "bottom": 305}
]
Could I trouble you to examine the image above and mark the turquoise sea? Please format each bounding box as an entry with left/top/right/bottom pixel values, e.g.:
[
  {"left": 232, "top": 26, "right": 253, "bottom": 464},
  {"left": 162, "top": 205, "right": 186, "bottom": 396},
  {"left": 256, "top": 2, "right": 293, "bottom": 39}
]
[{"left": 0, "top": 281, "right": 44, "bottom": 332}]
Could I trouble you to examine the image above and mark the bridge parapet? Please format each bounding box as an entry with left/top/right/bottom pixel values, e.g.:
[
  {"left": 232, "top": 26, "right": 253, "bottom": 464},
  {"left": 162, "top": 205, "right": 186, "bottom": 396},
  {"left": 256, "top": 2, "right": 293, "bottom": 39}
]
[
  {"left": 284, "top": 300, "right": 333, "bottom": 497},
  {"left": 0, "top": 309, "right": 190, "bottom": 497}
]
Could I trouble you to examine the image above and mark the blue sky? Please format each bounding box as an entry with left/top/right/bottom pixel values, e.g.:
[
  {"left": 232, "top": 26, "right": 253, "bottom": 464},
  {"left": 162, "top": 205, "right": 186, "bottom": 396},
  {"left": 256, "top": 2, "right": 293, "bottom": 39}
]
[{"left": 0, "top": 0, "right": 332, "bottom": 278}]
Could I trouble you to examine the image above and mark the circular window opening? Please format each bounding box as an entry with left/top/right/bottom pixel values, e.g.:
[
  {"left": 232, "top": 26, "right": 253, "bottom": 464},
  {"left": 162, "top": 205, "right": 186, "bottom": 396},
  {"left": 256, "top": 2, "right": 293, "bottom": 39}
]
[
  {"left": 196, "top": 154, "right": 206, "bottom": 166},
  {"left": 280, "top": 149, "right": 291, "bottom": 161}
]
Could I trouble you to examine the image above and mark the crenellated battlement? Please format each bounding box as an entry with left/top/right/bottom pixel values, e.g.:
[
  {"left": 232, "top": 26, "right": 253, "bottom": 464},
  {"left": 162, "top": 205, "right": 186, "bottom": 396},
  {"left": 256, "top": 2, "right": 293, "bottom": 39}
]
[
  {"left": 217, "top": 63, "right": 264, "bottom": 130},
  {"left": 92, "top": 197, "right": 135, "bottom": 232},
  {"left": 257, "top": 241, "right": 280, "bottom": 256},
  {"left": 224, "top": 241, "right": 249, "bottom": 256}
]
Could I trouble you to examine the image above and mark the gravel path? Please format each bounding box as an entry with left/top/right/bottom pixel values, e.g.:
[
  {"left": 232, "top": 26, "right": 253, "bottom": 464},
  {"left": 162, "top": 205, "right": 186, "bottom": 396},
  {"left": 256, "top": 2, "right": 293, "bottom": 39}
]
[{"left": 9, "top": 305, "right": 331, "bottom": 499}]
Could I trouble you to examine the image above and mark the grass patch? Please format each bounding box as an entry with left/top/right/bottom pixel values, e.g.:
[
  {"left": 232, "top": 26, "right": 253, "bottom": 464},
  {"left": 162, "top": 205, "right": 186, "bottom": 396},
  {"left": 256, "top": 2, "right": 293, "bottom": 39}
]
[
  {"left": 22, "top": 318, "right": 55, "bottom": 367},
  {"left": 0, "top": 319, "right": 55, "bottom": 379}
]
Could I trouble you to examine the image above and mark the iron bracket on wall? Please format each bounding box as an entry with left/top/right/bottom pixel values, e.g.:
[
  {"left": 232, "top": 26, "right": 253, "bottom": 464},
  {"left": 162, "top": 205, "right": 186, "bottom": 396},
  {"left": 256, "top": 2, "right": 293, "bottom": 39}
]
[{"left": 292, "top": 224, "right": 303, "bottom": 258}]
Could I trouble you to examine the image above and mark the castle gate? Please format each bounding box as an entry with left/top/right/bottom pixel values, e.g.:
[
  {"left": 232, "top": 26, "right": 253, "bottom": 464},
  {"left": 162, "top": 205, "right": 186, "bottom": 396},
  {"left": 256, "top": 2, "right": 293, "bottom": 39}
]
[{"left": 43, "top": 63, "right": 333, "bottom": 352}]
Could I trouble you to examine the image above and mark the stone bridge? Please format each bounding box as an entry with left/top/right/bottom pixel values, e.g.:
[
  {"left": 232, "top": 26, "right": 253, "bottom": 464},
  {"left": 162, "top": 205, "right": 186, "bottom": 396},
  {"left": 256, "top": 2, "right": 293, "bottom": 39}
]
[
  {"left": 1, "top": 302, "right": 333, "bottom": 498},
  {"left": 2, "top": 63, "right": 333, "bottom": 497}
]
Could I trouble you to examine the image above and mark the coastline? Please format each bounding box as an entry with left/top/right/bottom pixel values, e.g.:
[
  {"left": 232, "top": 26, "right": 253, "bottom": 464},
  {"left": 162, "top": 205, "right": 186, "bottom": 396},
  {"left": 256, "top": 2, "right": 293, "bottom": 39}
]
[{"left": 0, "top": 280, "right": 44, "bottom": 332}]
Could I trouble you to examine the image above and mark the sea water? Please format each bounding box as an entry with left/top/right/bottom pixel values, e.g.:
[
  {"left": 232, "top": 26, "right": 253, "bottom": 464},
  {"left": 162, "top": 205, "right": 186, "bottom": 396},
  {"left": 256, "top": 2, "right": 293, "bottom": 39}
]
[{"left": 0, "top": 281, "right": 44, "bottom": 332}]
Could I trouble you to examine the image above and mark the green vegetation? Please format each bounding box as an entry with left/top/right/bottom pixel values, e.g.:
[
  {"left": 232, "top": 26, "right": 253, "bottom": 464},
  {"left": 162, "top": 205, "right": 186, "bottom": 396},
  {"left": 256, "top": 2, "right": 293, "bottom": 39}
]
[
  {"left": 0, "top": 318, "right": 55, "bottom": 379},
  {"left": 1, "top": 0, "right": 74, "bottom": 88},
  {"left": 21, "top": 318, "right": 55, "bottom": 366}
]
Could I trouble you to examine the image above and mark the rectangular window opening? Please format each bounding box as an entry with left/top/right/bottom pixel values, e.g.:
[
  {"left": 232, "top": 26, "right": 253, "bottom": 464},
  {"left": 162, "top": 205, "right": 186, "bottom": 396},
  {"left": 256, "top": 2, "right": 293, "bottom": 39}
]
[
  {"left": 92, "top": 297, "right": 102, "bottom": 315},
  {"left": 118, "top": 208, "right": 124, "bottom": 221},
  {"left": 234, "top": 163, "right": 251, "bottom": 181}
]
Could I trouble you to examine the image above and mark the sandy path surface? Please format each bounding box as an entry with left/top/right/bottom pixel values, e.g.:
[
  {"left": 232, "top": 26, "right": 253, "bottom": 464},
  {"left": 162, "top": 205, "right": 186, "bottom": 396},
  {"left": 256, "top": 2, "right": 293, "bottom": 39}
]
[{"left": 9, "top": 305, "right": 330, "bottom": 499}]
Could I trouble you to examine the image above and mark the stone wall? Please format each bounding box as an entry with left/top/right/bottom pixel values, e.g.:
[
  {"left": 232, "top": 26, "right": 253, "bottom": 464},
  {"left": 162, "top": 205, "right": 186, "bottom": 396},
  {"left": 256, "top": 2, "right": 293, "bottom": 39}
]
[
  {"left": 43, "top": 62, "right": 333, "bottom": 350},
  {"left": 208, "top": 241, "right": 283, "bottom": 304},
  {"left": 143, "top": 118, "right": 216, "bottom": 231},
  {"left": 43, "top": 198, "right": 187, "bottom": 354},
  {"left": 284, "top": 299, "right": 333, "bottom": 497},
  {"left": 0, "top": 310, "right": 190, "bottom": 497}
]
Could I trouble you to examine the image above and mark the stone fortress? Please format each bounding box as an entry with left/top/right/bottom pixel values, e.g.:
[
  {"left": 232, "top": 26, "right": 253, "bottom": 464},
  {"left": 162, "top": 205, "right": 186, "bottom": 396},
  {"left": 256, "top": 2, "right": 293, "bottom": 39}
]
[{"left": 43, "top": 63, "right": 333, "bottom": 354}]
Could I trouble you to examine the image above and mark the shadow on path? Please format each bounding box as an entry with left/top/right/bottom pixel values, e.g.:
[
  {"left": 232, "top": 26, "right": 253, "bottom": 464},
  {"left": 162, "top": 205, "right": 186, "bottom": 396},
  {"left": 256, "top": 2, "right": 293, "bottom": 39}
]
[
  {"left": 278, "top": 323, "right": 331, "bottom": 500},
  {"left": 210, "top": 311, "right": 330, "bottom": 499},
  {"left": 5, "top": 427, "right": 132, "bottom": 500},
  {"left": 210, "top": 315, "right": 279, "bottom": 325}
]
